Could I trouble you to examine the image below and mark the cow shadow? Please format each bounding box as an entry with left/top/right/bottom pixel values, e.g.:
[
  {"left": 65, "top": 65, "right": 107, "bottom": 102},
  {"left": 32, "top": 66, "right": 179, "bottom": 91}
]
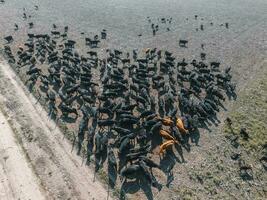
[
  {"left": 199, "top": 121, "right": 212, "bottom": 132},
  {"left": 60, "top": 114, "right": 77, "bottom": 123},
  {"left": 190, "top": 128, "right": 200, "bottom": 146},
  {"left": 217, "top": 101, "right": 228, "bottom": 111},
  {"left": 139, "top": 178, "right": 153, "bottom": 200},
  {"left": 174, "top": 143, "right": 185, "bottom": 162},
  {"left": 40, "top": 85, "right": 49, "bottom": 93},
  {"left": 49, "top": 111, "right": 57, "bottom": 121},
  {"left": 120, "top": 180, "right": 140, "bottom": 200},
  {"left": 108, "top": 164, "right": 117, "bottom": 189},
  {"left": 159, "top": 149, "right": 179, "bottom": 173},
  {"left": 120, "top": 178, "right": 154, "bottom": 200},
  {"left": 151, "top": 130, "right": 163, "bottom": 151},
  {"left": 226, "top": 90, "right": 237, "bottom": 101}
]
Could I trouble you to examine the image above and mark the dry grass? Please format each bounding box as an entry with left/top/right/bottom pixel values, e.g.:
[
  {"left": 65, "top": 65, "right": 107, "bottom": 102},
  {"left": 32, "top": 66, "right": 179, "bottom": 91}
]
[{"left": 224, "top": 74, "right": 267, "bottom": 152}]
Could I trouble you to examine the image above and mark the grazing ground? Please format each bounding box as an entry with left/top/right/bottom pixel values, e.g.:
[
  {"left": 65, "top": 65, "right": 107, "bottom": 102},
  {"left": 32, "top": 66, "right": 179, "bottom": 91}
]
[{"left": 0, "top": 0, "right": 267, "bottom": 200}]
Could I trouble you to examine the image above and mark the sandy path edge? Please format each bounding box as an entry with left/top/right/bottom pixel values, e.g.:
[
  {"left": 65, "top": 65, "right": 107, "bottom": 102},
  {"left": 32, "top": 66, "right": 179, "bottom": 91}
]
[
  {"left": 0, "top": 57, "right": 112, "bottom": 200},
  {"left": 0, "top": 111, "right": 46, "bottom": 200}
]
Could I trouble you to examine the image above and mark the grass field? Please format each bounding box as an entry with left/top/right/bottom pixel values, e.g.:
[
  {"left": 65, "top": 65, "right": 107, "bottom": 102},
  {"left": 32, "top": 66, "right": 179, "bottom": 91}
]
[{"left": 224, "top": 65, "right": 267, "bottom": 152}]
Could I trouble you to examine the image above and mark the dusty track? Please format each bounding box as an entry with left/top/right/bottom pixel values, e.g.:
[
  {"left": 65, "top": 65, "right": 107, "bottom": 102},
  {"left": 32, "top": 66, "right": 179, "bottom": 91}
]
[
  {"left": 0, "top": 58, "right": 111, "bottom": 200},
  {"left": 0, "top": 111, "right": 45, "bottom": 200}
]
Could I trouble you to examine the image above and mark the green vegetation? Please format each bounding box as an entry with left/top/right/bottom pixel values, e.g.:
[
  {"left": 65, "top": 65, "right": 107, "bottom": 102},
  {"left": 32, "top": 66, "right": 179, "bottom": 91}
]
[
  {"left": 173, "top": 186, "right": 199, "bottom": 200},
  {"left": 98, "top": 168, "right": 109, "bottom": 184},
  {"left": 223, "top": 74, "right": 267, "bottom": 152}
]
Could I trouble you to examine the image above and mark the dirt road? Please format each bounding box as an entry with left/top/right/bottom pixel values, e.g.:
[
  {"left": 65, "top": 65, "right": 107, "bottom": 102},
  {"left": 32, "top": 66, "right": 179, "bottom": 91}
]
[
  {"left": 0, "top": 58, "right": 111, "bottom": 200},
  {"left": 0, "top": 111, "right": 46, "bottom": 200}
]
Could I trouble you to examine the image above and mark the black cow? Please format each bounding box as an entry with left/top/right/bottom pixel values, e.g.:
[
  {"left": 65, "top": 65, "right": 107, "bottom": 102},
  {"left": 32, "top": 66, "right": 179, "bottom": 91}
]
[
  {"left": 179, "top": 40, "right": 188, "bottom": 47},
  {"left": 4, "top": 36, "right": 13, "bottom": 43}
]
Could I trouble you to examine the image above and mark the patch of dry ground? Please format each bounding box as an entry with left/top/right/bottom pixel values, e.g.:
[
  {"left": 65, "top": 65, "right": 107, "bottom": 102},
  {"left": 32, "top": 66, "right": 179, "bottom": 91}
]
[
  {"left": 0, "top": 111, "right": 45, "bottom": 200},
  {"left": 0, "top": 58, "right": 112, "bottom": 200},
  {"left": 153, "top": 60, "right": 267, "bottom": 200}
]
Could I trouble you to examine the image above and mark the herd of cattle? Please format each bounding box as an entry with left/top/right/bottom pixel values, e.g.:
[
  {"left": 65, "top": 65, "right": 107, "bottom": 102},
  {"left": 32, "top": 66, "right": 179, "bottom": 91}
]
[{"left": 2, "top": 21, "right": 236, "bottom": 198}]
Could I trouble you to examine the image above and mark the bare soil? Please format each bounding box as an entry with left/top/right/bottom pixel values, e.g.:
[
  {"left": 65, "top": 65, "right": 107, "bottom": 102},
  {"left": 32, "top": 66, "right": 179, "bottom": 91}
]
[
  {"left": 0, "top": 58, "right": 112, "bottom": 200},
  {"left": 0, "top": 111, "right": 45, "bottom": 200}
]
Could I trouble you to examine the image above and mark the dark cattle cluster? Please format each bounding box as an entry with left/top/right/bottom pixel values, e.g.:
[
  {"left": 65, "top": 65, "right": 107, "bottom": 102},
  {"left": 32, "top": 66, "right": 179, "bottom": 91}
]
[
  {"left": 146, "top": 16, "right": 173, "bottom": 36},
  {"left": 2, "top": 23, "right": 236, "bottom": 198},
  {"left": 191, "top": 15, "right": 230, "bottom": 32}
]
